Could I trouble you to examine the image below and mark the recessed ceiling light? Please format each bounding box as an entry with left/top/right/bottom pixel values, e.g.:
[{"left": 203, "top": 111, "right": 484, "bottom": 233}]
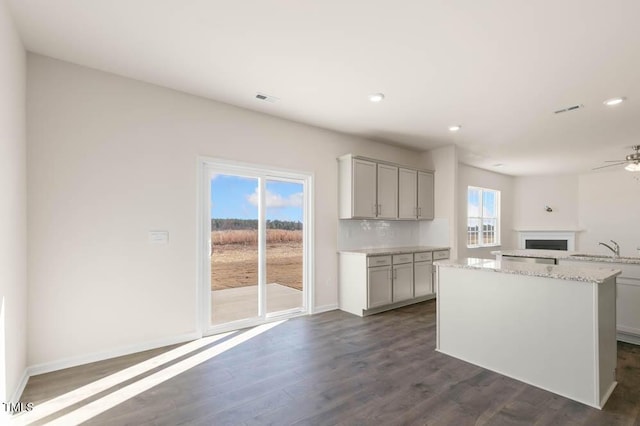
[
  {"left": 448, "top": 125, "right": 461, "bottom": 132},
  {"left": 368, "top": 93, "right": 385, "bottom": 103},
  {"left": 603, "top": 97, "right": 625, "bottom": 106}
]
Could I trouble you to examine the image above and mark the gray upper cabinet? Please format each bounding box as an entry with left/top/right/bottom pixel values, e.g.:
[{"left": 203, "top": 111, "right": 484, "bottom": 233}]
[
  {"left": 338, "top": 154, "right": 434, "bottom": 220},
  {"left": 351, "top": 158, "right": 377, "bottom": 217},
  {"left": 398, "top": 168, "right": 418, "bottom": 219},
  {"left": 376, "top": 163, "right": 398, "bottom": 219},
  {"left": 417, "top": 171, "right": 434, "bottom": 220},
  {"left": 399, "top": 168, "right": 434, "bottom": 219}
]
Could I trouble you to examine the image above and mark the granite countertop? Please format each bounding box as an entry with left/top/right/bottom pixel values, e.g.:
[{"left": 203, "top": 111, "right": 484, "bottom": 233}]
[
  {"left": 435, "top": 258, "right": 621, "bottom": 284},
  {"left": 493, "top": 249, "right": 640, "bottom": 265},
  {"left": 339, "top": 246, "right": 450, "bottom": 255}
]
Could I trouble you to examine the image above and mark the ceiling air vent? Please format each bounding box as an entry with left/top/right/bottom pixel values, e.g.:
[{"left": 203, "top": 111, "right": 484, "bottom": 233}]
[
  {"left": 554, "top": 104, "right": 584, "bottom": 114},
  {"left": 255, "top": 93, "right": 279, "bottom": 103}
]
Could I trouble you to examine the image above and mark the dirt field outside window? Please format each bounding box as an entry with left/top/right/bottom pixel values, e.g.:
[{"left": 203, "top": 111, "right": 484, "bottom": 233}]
[{"left": 210, "top": 230, "right": 302, "bottom": 291}]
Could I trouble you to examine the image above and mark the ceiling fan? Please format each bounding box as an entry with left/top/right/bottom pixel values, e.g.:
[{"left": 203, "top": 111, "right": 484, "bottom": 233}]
[{"left": 593, "top": 145, "right": 640, "bottom": 172}]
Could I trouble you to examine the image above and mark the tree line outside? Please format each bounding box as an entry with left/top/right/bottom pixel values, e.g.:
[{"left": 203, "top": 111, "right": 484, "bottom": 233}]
[
  {"left": 211, "top": 218, "right": 303, "bottom": 231},
  {"left": 467, "top": 223, "right": 496, "bottom": 245}
]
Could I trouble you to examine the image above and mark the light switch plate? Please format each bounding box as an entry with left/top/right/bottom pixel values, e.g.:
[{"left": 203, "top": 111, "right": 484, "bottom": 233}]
[{"left": 149, "top": 231, "right": 169, "bottom": 244}]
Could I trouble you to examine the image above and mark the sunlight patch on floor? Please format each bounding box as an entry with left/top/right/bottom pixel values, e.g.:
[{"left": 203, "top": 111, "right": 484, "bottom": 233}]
[{"left": 12, "top": 320, "right": 286, "bottom": 425}]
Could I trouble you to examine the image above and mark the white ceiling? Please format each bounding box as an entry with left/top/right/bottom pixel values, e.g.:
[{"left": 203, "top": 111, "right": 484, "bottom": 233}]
[{"left": 8, "top": 0, "right": 640, "bottom": 175}]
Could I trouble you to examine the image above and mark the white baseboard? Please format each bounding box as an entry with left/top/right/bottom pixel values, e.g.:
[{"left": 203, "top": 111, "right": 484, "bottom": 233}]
[
  {"left": 8, "top": 368, "right": 29, "bottom": 404},
  {"left": 617, "top": 332, "right": 640, "bottom": 346},
  {"left": 27, "top": 331, "right": 200, "bottom": 378},
  {"left": 312, "top": 304, "right": 338, "bottom": 314}
]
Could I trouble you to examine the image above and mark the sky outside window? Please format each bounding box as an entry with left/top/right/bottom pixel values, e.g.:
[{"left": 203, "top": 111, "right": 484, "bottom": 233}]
[
  {"left": 483, "top": 191, "right": 496, "bottom": 217},
  {"left": 468, "top": 188, "right": 480, "bottom": 216},
  {"left": 211, "top": 174, "right": 303, "bottom": 222}
]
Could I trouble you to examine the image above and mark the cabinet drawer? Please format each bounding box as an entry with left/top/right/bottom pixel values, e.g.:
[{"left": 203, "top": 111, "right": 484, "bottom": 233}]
[
  {"left": 433, "top": 250, "right": 450, "bottom": 260},
  {"left": 392, "top": 254, "right": 413, "bottom": 265},
  {"left": 368, "top": 255, "right": 391, "bottom": 267},
  {"left": 414, "top": 252, "right": 433, "bottom": 262}
]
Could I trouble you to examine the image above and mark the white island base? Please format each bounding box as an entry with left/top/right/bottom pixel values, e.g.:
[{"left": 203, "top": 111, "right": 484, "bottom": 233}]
[{"left": 436, "top": 259, "right": 619, "bottom": 409}]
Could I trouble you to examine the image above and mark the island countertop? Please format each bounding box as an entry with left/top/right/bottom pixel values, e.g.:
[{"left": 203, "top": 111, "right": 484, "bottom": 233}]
[
  {"left": 435, "top": 257, "right": 621, "bottom": 284},
  {"left": 492, "top": 249, "right": 640, "bottom": 265}
]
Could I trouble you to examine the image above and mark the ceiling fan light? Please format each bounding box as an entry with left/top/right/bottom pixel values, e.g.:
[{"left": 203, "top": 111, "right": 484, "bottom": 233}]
[{"left": 624, "top": 162, "right": 640, "bottom": 172}]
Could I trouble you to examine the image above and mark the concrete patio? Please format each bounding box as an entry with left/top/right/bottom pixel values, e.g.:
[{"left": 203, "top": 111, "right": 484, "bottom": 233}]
[{"left": 211, "top": 283, "right": 303, "bottom": 324}]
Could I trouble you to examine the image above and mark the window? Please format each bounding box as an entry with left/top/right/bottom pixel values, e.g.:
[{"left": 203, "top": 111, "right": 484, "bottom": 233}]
[{"left": 467, "top": 186, "right": 500, "bottom": 247}]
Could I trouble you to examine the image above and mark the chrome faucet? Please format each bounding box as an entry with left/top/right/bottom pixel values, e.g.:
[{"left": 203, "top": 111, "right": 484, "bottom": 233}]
[{"left": 599, "top": 240, "right": 620, "bottom": 257}]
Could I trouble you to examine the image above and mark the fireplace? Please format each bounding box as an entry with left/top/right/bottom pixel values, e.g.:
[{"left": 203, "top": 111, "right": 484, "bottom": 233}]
[
  {"left": 525, "top": 239, "right": 568, "bottom": 250},
  {"left": 517, "top": 230, "right": 576, "bottom": 251}
]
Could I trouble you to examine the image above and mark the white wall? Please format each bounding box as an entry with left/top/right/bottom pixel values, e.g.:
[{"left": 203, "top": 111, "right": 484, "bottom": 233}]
[
  {"left": 512, "top": 171, "right": 640, "bottom": 257},
  {"left": 513, "top": 175, "right": 579, "bottom": 231},
  {"left": 420, "top": 146, "right": 458, "bottom": 257},
  {"left": 578, "top": 170, "right": 640, "bottom": 257},
  {"left": 457, "top": 164, "right": 515, "bottom": 259},
  {"left": 26, "top": 54, "right": 425, "bottom": 368},
  {"left": 0, "top": 0, "right": 27, "bottom": 402}
]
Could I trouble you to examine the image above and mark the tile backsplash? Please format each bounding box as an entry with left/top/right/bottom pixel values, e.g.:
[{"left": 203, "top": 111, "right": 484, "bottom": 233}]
[
  {"left": 419, "top": 218, "right": 450, "bottom": 247},
  {"left": 338, "top": 220, "right": 420, "bottom": 250}
]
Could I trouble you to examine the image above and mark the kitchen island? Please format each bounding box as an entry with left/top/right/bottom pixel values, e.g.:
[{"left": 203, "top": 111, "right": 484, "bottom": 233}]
[
  {"left": 435, "top": 258, "right": 620, "bottom": 409},
  {"left": 494, "top": 249, "right": 640, "bottom": 345}
]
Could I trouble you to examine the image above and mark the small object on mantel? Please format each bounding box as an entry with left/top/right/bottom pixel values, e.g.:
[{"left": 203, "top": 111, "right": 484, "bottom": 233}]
[{"left": 545, "top": 205, "right": 553, "bottom": 212}]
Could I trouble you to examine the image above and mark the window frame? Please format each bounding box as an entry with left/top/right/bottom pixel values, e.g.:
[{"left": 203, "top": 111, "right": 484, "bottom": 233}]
[{"left": 466, "top": 186, "right": 501, "bottom": 248}]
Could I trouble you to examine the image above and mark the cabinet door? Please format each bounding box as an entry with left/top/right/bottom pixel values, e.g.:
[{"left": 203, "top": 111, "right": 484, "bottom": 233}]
[
  {"left": 393, "top": 263, "right": 414, "bottom": 302},
  {"left": 398, "top": 168, "right": 417, "bottom": 219},
  {"left": 352, "top": 159, "right": 377, "bottom": 218},
  {"left": 368, "top": 266, "right": 392, "bottom": 308},
  {"left": 414, "top": 261, "right": 433, "bottom": 297},
  {"left": 617, "top": 279, "right": 640, "bottom": 337},
  {"left": 377, "top": 164, "right": 398, "bottom": 219},
  {"left": 417, "top": 171, "right": 434, "bottom": 220}
]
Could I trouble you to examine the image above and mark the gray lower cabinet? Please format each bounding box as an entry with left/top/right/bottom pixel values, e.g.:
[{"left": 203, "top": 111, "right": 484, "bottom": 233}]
[
  {"left": 414, "top": 261, "right": 433, "bottom": 297},
  {"left": 339, "top": 248, "right": 448, "bottom": 316},
  {"left": 367, "top": 265, "right": 392, "bottom": 308},
  {"left": 392, "top": 262, "right": 414, "bottom": 302}
]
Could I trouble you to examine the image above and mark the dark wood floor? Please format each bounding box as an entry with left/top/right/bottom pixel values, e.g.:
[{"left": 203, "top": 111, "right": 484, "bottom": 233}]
[{"left": 18, "top": 301, "right": 640, "bottom": 425}]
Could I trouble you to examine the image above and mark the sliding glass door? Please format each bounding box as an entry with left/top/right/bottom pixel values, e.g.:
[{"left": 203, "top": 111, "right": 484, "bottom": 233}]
[
  {"left": 265, "top": 179, "right": 304, "bottom": 316},
  {"left": 210, "top": 173, "right": 260, "bottom": 325},
  {"left": 200, "top": 159, "right": 312, "bottom": 334}
]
